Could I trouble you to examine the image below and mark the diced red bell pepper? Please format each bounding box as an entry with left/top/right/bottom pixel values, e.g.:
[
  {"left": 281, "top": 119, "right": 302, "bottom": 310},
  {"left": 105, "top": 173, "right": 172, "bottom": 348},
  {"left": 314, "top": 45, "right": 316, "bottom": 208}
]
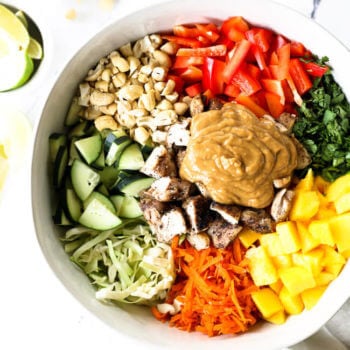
[
  {"left": 274, "top": 34, "right": 289, "bottom": 50},
  {"left": 202, "top": 57, "right": 226, "bottom": 95},
  {"left": 302, "top": 61, "right": 329, "bottom": 77},
  {"left": 289, "top": 58, "right": 313, "bottom": 95},
  {"left": 246, "top": 63, "right": 261, "bottom": 81},
  {"left": 173, "top": 56, "right": 204, "bottom": 69},
  {"left": 195, "top": 23, "right": 220, "bottom": 43},
  {"left": 236, "top": 93, "right": 268, "bottom": 117},
  {"left": 162, "top": 35, "right": 203, "bottom": 48},
  {"left": 179, "top": 65, "right": 203, "bottom": 83},
  {"left": 176, "top": 44, "right": 227, "bottom": 57},
  {"left": 224, "top": 83, "right": 240, "bottom": 98},
  {"left": 223, "top": 39, "right": 252, "bottom": 84},
  {"left": 276, "top": 43, "right": 290, "bottom": 80},
  {"left": 173, "top": 25, "right": 200, "bottom": 38},
  {"left": 221, "top": 16, "right": 250, "bottom": 37},
  {"left": 286, "top": 72, "right": 303, "bottom": 106},
  {"left": 290, "top": 41, "right": 307, "bottom": 57},
  {"left": 167, "top": 74, "right": 184, "bottom": 94},
  {"left": 185, "top": 82, "right": 203, "bottom": 97},
  {"left": 202, "top": 88, "right": 215, "bottom": 102},
  {"left": 231, "top": 65, "right": 262, "bottom": 96},
  {"left": 253, "top": 28, "right": 273, "bottom": 52},
  {"left": 269, "top": 52, "right": 279, "bottom": 65},
  {"left": 265, "top": 91, "right": 285, "bottom": 118},
  {"left": 261, "top": 79, "right": 285, "bottom": 104}
]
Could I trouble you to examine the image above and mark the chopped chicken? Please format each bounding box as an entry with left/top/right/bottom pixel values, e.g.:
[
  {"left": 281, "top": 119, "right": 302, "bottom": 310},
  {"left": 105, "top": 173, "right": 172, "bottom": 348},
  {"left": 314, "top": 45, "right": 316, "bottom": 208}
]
[
  {"left": 144, "top": 176, "right": 193, "bottom": 202},
  {"left": 208, "top": 97, "right": 224, "bottom": 111},
  {"left": 207, "top": 216, "right": 242, "bottom": 248},
  {"left": 175, "top": 148, "right": 186, "bottom": 169},
  {"left": 291, "top": 136, "right": 312, "bottom": 170},
  {"left": 240, "top": 208, "right": 276, "bottom": 233},
  {"left": 210, "top": 202, "right": 241, "bottom": 225},
  {"left": 277, "top": 113, "right": 296, "bottom": 134},
  {"left": 270, "top": 188, "right": 295, "bottom": 222},
  {"left": 140, "top": 145, "right": 177, "bottom": 179},
  {"left": 186, "top": 232, "right": 210, "bottom": 250},
  {"left": 182, "top": 195, "right": 211, "bottom": 233},
  {"left": 139, "top": 196, "right": 170, "bottom": 226},
  {"left": 166, "top": 119, "right": 190, "bottom": 147},
  {"left": 189, "top": 94, "right": 204, "bottom": 117}
]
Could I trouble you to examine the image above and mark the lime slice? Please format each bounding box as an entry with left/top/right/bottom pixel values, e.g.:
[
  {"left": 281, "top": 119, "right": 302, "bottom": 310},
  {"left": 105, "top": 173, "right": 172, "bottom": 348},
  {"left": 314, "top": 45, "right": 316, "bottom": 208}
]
[
  {"left": 15, "top": 10, "right": 28, "bottom": 28},
  {"left": 27, "top": 37, "right": 43, "bottom": 59},
  {"left": 0, "top": 4, "right": 32, "bottom": 91}
]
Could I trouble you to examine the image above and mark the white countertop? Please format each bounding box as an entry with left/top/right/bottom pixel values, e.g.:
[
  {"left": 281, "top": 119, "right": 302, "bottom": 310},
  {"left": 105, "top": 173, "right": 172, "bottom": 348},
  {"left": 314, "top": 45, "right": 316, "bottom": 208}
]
[{"left": 0, "top": 1, "right": 349, "bottom": 349}]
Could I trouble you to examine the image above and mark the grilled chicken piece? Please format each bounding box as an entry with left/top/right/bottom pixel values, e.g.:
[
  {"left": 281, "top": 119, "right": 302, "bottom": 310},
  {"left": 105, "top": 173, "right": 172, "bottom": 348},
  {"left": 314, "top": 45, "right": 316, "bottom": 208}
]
[
  {"left": 182, "top": 195, "right": 211, "bottom": 233},
  {"left": 156, "top": 207, "right": 188, "bottom": 243},
  {"left": 277, "top": 112, "right": 296, "bottom": 134},
  {"left": 240, "top": 208, "right": 276, "bottom": 233},
  {"left": 190, "top": 94, "right": 204, "bottom": 117},
  {"left": 208, "top": 97, "right": 224, "bottom": 111},
  {"left": 166, "top": 119, "right": 190, "bottom": 147},
  {"left": 270, "top": 188, "right": 295, "bottom": 222},
  {"left": 175, "top": 147, "right": 186, "bottom": 169},
  {"left": 144, "top": 176, "right": 193, "bottom": 202},
  {"left": 291, "top": 136, "right": 312, "bottom": 170},
  {"left": 207, "top": 216, "right": 242, "bottom": 249},
  {"left": 140, "top": 145, "right": 177, "bottom": 179},
  {"left": 187, "top": 232, "right": 210, "bottom": 250},
  {"left": 210, "top": 202, "right": 241, "bottom": 225},
  {"left": 139, "top": 196, "right": 170, "bottom": 226}
]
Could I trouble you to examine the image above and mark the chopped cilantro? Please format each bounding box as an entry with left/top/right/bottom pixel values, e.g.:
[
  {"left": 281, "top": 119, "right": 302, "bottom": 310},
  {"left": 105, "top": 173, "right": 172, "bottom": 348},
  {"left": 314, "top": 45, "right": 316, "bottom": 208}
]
[{"left": 293, "top": 57, "right": 350, "bottom": 182}]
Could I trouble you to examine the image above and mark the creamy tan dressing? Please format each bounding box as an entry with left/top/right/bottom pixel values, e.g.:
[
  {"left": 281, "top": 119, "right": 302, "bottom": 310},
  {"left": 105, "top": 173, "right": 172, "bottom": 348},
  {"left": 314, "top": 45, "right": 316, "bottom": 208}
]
[{"left": 180, "top": 103, "right": 297, "bottom": 208}]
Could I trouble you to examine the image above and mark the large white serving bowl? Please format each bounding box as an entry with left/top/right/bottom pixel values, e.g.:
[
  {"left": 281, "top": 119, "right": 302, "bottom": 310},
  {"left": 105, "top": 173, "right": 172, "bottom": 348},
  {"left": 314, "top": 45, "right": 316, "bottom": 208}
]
[{"left": 31, "top": 0, "right": 350, "bottom": 349}]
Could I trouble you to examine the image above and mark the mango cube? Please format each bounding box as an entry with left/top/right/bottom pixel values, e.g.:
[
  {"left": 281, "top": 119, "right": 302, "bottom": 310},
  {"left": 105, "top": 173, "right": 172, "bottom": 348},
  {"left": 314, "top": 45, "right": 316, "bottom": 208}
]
[
  {"left": 260, "top": 232, "right": 284, "bottom": 256},
  {"left": 326, "top": 172, "right": 350, "bottom": 202},
  {"left": 315, "top": 206, "right": 337, "bottom": 220},
  {"left": 301, "top": 286, "right": 327, "bottom": 310},
  {"left": 297, "top": 221, "right": 319, "bottom": 253},
  {"left": 276, "top": 221, "right": 301, "bottom": 254},
  {"left": 295, "top": 168, "right": 314, "bottom": 191},
  {"left": 279, "top": 266, "right": 316, "bottom": 296},
  {"left": 270, "top": 279, "right": 283, "bottom": 294},
  {"left": 308, "top": 220, "right": 334, "bottom": 246},
  {"left": 289, "top": 191, "right": 320, "bottom": 221},
  {"left": 321, "top": 245, "right": 345, "bottom": 277},
  {"left": 279, "top": 286, "right": 304, "bottom": 315},
  {"left": 272, "top": 254, "right": 293, "bottom": 269},
  {"left": 266, "top": 310, "right": 287, "bottom": 325},
  {"left": 238, "top": 228, "right": 261, "bottom": 248},
  {"left": 334, "top": 193, "right": 350, "bottom": 214},
  {"left": 292, "top": 248, "right": 324, "bottom": 277},
  {"left": 329, "top": 213, "right": 350, "bottom": 253},
  {"left": 251, "top": 288, "right": 284, "bottom": 318},
  {"left": 315, "top": 271, "right": 335, "bottom": 286},
  {"left": 314, "top": 175, "right": 330, "bottom": 195},
  {"left": 246, "top": 246, "right": 278, "bottom": 286}
]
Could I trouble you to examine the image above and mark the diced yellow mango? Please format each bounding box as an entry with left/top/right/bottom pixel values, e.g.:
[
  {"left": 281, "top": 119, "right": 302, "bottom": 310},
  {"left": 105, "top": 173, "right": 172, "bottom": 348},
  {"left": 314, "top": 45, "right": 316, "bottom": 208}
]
[
  {"left": 279, "top": 266, "right": 316, "bottom": 296},
  {"left": 276, "top": 221, "right": 301, "bottom": 254},
  {"left": 289, "top": 191, "right": 320, "bottom": 221},
  {"left": 308, "top": 220, "right": 334, "bottom": 247},
  {"left": 321, "top": 245, "right": 345, "bottom": 277},
  {"left": 315, "top": 206, "right": 337, "bottom": 220},
  {"left": 272, "top": 254, "right": 293, "bottom": 269},
  {"left": 314, "top": 271, "right": 335, "bottom": 286},
  {"left": 292, "top": 248, "right": 324, "bottom": 277},
  {"left": 334, "top": 193, "right": 350, "bottom": 214},
  {"left": 251, "top": 288, "right": 284, "bottom": 319},
  {"left": 325, "top": 263, "right": 344, "bottom": 277},
  {"left": 326, "top": 173, "right": 350, "bottom": 202},
  {"left": 329, "top": 213, "right": 350, "bottom": 253},
  {"left": 295, "top": 168, "right": 314, "bottom": 191},
  {"left": 246, "top": 246, "right": 278, "bottom": 286},
  {"left": 270, "top": 279, "right": 283, "bottom": 294},
  {"left": 341, "top": 249, "right": 350, "bottom": 259},
  {"left": 314, "top": 175, "right": 330, "bottom": 195},
  {"left": 301, "top": 286, "right": 327, "bottom": 310},
  {"left": 238, "top": 228, "right": 261, "bottom": 248},
  {"left": 279, "top": 286, "right": 304, "bottom": 315},
  {"left": 266, "top": 310, "right": 287, "bottom": 324},
  {"left": 297, "top": 221, "right": 320, "bottom": 253},
  {"left": 260, "top": 232, "right": 284, "bottom": 256}
]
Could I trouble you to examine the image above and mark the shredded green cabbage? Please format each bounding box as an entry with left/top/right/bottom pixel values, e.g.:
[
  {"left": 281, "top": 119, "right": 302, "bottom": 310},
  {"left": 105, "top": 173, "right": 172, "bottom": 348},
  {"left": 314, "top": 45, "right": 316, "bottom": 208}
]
[{"left": 62, "top": 222, "right": 175, "bottom": 304}]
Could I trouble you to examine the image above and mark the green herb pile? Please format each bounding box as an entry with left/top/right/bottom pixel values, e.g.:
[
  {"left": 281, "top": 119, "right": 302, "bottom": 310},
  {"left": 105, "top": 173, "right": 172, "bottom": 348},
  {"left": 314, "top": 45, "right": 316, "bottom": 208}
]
[{"left": 293, "top": 57, "right": 350, "bottom": 182}]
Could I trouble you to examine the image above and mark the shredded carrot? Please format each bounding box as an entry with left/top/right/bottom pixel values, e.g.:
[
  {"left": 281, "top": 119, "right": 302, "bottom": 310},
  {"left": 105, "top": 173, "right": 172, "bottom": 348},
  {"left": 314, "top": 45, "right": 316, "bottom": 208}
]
[{"left": 152, "top": 238, "right": 260, "bottom": 336}]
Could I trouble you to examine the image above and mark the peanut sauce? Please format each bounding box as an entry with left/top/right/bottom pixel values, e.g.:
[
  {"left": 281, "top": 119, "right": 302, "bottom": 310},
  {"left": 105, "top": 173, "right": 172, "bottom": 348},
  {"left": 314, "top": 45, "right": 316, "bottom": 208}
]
[{"left": 180, "top": 103, "right": 298, "bottom": 208}]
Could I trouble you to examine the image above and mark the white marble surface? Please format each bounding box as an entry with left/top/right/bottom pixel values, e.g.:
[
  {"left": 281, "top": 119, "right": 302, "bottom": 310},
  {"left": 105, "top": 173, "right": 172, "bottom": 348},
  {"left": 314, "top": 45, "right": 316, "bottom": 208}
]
[{"left": 0, "top": 1, "right": 349, "bottom": 350}]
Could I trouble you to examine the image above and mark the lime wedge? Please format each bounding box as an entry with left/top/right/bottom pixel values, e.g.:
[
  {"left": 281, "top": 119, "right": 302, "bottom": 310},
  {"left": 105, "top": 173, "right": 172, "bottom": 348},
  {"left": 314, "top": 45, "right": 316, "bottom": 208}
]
[
  {"left": 0, "top": 4, "right": 33, "bottom": 91},
  {"left": 15, "top": 10, "right": 28, "bottom": 28},
  {"left": 27, "top": 37, "right": 43, "bottom": 59}
]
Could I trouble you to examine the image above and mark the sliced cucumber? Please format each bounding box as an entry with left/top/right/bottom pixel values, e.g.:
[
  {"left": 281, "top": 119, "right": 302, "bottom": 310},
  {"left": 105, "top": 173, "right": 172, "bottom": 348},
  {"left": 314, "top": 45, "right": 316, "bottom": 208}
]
[
  {"left": 93, "top": 148, "right": 105, "bottom": 169},
  {"left": 53, "top": 205, "right": 72, "bottom": 226},
  {"left": 110, "top": 194, "right": 124, "bottom": 215},
  {"left": 117, "top": 175, "right": 154, "bottom": 197},
  {"left": 141, "top": 137, "right": 155, "bottom": 158},
  {"left": 49, "top": 133, "right": 67, "bottom": 162},
  {"left": 71, "top": 159, "right": 100, "bottom": 200},
  {"left": 119, "top": 195, "right": 143, "bottom": 218},
  {"left": 78, "top": 198, "right": 122, "bottom": 230},
  {"left": 96, "top": 183, "right": 109, "bottom": 197},
  {"left": 64, "top": 97, "right": 82, "bottom": 127},
  {"left": 83, "top": 191, "right": 116, "bottom": 214},
  {"left": 64, "top": 188, "right": 83, "bottom": 222},
  {"left": 118, "top": 143, "right": 145, "bottom": 171},
  {"left": 68, "top": 120, "right": 93, "bottom": 139},
  {"left": 74, "top": 134, "right": 102, "bottom": 165},
  {"left": 68, "top": 136, "right": 82, "bottom": 165},
  {"left": 99, "top": 166, "right": 120, "bottom": 189},
  {"left": 53, "top": 145, "right": 69, "bottom": 189},
  {"left": 104, "top": 130, "right": 132, "bottom": 166}
]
